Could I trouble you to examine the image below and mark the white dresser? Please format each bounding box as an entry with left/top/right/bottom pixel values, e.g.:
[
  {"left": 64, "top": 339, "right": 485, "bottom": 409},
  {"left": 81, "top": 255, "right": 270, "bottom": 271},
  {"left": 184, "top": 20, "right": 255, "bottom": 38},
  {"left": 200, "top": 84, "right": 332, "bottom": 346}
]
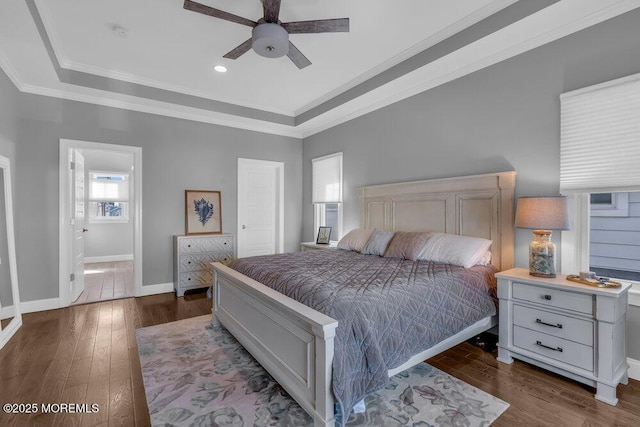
[
  {"left": 173, "top": 234, "right": 235, "bottom": 297},
  {"left": 496, "top": 268, "right": 631, "bottom": 405}
]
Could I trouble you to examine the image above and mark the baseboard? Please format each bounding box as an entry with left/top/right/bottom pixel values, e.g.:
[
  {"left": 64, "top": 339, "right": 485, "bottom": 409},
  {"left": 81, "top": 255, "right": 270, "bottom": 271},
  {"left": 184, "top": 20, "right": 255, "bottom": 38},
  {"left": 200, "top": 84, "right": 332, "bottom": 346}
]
[
  {"left": 136, "top": 282, "right": 174, "bottom": 297},
  {"left": 0, "top": 304, "right": 15, "bottom": 320},
  {"left": 629, "top": 357, "right": 640, "bottom": 381},
  {"left": 20, "top": 297, "right": 62, "bottom": 314},
  {"left": 85, "top": 254, "right": 134, "bottom": 263}
]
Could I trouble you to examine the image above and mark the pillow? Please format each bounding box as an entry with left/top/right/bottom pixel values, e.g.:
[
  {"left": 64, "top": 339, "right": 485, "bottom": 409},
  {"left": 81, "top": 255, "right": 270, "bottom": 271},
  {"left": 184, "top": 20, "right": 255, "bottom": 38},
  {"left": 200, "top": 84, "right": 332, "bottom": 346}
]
[
  {"left": 383, "top": 231, "right": 432, "bottom": 260},
  {"left": 361, "top": 229, "right": 395, "bottom": 256},
  {"left": 477, "top": 251, "right": 492, "bottom": 266},
  {"left": 417, "top": 233, "right": 492, "bottom": 268},
  {"left": 337, "top": 228, "right": 374, "bottom": 252}
]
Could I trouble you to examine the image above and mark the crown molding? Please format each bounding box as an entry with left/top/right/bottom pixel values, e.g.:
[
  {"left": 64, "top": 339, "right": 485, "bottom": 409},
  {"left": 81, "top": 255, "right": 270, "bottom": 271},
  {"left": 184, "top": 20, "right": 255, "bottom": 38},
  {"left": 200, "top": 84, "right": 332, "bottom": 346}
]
[
  {"left": 296, "top": 0, "right": 640, "bottom": 138},
  {"left": 294, "top": 0, "right": 518, "bottom": 116},
  {"left": 4, "top": 0, "right": 640, "bottom": 139},
  {"left": 19, "top": 83, "right": 303, "bottom": 138}
]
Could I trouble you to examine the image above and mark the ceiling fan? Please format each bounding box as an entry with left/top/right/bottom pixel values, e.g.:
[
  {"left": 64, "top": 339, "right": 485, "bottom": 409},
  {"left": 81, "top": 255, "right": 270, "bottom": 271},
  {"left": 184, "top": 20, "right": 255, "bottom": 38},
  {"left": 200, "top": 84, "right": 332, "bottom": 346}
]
[{"left": 183, "top": 0, "right": 349, "bottom": 69}]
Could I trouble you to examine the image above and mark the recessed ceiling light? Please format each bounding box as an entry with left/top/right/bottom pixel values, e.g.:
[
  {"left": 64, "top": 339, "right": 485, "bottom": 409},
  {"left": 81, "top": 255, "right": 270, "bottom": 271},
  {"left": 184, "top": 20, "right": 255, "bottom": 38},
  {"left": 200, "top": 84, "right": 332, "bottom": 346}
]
[
  {"left": 113, "top": 25, "right": 129, "bottom": 38},
  {"left": 214, "top": 65, "right": 227, "bottom": 73}
]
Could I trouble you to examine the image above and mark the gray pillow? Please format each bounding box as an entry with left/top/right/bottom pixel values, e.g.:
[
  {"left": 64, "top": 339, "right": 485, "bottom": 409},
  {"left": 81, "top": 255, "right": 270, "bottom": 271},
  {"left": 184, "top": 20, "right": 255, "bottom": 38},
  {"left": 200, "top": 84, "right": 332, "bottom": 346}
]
[{"left": 361, "top": 229, "right": 395, "bottom": 256}]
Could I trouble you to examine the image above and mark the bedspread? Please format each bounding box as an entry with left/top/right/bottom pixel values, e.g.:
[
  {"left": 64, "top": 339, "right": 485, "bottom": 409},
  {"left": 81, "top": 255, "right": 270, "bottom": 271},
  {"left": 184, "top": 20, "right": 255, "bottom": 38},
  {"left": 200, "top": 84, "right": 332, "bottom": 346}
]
[{"left": 226, "top": 249, "right": 497, "bottom": 423}]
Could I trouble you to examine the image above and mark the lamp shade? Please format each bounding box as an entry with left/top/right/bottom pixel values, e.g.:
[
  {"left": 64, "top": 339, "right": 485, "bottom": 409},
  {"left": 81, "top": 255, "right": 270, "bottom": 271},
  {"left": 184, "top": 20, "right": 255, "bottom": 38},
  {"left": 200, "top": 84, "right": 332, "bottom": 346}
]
[{"left": 515, "top": 196, "right": 571, "bottom": 230}]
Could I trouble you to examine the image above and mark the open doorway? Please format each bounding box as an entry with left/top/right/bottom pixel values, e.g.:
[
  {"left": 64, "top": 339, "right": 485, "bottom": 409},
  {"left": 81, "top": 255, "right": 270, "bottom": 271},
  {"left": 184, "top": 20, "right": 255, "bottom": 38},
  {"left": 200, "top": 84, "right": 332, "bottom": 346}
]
[
  {"left": 72, "top": 150, "right": 134, "bottom": 305},
  {"left": 59, "top": 140, "right": 142, "bottom": 307}
]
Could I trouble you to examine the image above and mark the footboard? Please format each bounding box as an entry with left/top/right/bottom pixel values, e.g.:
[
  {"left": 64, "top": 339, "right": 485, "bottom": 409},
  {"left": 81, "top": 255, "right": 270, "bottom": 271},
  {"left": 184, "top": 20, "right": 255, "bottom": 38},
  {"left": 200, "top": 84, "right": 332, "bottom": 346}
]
[{"left": 211, "top": 262, "right": 338, "bottom": 427}]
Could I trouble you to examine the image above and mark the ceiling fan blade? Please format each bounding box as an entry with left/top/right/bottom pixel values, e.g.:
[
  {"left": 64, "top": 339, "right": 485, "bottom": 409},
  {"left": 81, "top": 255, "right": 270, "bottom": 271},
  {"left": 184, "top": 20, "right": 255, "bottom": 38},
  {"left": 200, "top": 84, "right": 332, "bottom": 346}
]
[
  {"left": 282, "top": 18, "right": 349, "bottom": 34},
  {"left": 223, "top": 38, "right": 253, "bottom": 59},
  {"left": 262, "top": 0, "right": 281, "bottom": 23},
  {"left": 183, "top": 0, "right": 257, "bottom": 28},
  {"left": 287, "top": 42, "right": 311, "bottom": 69}
]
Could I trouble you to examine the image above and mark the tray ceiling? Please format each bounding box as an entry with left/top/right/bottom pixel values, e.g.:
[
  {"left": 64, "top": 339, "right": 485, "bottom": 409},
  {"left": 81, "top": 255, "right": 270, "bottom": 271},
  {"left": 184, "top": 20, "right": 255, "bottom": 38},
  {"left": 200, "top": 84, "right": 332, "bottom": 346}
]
[{"left": 1, "top": 0, "right": 638, "bottom": 138}]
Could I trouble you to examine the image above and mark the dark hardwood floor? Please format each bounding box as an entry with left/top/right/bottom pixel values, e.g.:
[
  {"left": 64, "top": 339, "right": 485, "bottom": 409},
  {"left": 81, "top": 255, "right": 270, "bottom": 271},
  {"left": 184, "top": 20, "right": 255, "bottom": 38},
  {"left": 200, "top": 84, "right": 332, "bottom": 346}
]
[{"left": 0, "top": 291, "right": 638, "bottom": 426}]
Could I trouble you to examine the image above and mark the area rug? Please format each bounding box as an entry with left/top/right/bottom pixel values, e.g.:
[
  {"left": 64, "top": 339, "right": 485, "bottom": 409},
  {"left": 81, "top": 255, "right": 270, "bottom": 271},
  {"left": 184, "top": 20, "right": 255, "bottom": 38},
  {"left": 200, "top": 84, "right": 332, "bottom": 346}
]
[{"left": 136, "top": 315, "right": 509, "bottom": 426}]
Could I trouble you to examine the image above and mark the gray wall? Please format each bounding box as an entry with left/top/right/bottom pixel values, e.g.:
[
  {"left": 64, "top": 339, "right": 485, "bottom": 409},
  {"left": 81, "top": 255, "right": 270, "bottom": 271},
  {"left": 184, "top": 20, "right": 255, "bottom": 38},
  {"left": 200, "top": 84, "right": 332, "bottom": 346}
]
[
  {"left": 82, "top": 149, "right": 134, "bottom": 260},
  {"left": 1, "top": 74, "right": 302, "bottom": 302},
  {"left": 302, "top": 9, "right": 640, "bottom": 358}
]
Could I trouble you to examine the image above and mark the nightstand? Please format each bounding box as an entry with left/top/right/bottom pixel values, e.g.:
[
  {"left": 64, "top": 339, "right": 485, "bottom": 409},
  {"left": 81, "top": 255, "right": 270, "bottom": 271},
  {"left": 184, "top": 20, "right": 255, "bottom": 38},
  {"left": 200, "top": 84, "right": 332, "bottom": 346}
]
[
  {"left": 496, "top": 267, "right": 631, "bottom": 405},
  {"left": 300, "top": 241, "right": 337, "bottom": 251}
]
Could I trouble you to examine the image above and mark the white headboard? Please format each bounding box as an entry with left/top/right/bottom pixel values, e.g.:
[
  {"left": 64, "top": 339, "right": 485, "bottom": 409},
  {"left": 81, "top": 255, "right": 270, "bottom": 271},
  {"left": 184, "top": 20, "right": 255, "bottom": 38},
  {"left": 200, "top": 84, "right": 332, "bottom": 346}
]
[{"left": 358, "top": 171, "right": 516, "bottom": 271}]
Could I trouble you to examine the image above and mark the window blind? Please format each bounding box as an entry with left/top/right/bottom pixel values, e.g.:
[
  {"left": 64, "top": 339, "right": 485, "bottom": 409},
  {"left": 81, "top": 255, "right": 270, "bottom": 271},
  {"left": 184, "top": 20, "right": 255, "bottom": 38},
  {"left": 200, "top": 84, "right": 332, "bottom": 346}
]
[
  {"left": 88, "top": 173, "right": 129, "bottom": 201},
  {"left": 312, "top": 152, "right": 342, "bottom": 204},
  {"left": 560, "top": 73, "right": 640, "bottom": 194}
]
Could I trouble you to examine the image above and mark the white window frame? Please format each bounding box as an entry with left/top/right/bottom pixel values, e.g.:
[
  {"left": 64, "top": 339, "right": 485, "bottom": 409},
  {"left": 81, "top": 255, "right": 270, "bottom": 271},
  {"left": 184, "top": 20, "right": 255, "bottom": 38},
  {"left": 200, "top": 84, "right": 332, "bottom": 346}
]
[
  {"left": 312, "top": 152, "right": 343, "bottom": 241},
  {"left": 313, "top": 203, "right": 343, "bottom": 243},
  {"left": 88, "top": 170, "right": 131, "bottom": 223}
]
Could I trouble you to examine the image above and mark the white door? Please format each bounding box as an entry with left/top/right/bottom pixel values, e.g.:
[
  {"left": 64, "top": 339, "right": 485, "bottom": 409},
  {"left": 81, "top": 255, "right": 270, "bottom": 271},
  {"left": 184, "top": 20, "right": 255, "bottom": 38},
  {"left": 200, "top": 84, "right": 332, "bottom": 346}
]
[
  {"left": 237, "top": 159, "right": 284, "bottom": 258},
  {"left": 71, "top": 150, "right": 86, "bottom": 302}
]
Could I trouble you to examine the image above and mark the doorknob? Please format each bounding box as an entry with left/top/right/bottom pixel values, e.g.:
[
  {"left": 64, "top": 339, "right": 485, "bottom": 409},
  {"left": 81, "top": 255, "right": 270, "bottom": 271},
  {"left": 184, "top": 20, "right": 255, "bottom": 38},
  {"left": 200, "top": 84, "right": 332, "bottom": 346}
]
[
  {"left": 82, "top": 228, "right": 89, "bottom": 232},
  {"left": 242, "top": 225, "right": 247, "bottom": 229}
]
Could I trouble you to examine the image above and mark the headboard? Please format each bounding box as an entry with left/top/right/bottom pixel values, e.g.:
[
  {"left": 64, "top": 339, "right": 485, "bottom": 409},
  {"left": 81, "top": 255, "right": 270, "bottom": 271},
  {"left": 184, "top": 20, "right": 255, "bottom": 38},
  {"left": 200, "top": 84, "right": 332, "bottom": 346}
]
[{"left": 358, "top": 171, "right": 516, "bottom": 271}]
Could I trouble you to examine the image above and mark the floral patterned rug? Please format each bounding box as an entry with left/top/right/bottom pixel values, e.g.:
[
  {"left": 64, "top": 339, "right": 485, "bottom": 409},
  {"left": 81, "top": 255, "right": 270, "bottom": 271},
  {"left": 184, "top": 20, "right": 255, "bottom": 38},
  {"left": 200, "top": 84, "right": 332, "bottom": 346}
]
[{"left": 136, "top": 315, "right": 509, "bottom": 426}]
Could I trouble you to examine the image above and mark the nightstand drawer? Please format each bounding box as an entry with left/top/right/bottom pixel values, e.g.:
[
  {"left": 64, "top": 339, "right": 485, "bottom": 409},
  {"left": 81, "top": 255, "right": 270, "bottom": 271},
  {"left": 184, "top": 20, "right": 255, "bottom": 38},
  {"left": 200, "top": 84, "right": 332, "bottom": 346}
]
[
  {"left": 513, "top": 304, "right": 593, "bottom": 346},
  {"left": 513, "top": 282, "right": 593, "bottom": 314},
  {"left": 513, "top": 325, "right": 593, "bottom": 371}
]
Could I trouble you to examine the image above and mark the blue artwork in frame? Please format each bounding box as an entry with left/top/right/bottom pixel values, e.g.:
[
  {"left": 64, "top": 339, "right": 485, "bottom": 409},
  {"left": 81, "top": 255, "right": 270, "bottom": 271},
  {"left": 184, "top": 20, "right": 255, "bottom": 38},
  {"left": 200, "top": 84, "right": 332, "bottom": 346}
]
[{"left": 185, "top": 190, "right": 222, "bottom": 235}]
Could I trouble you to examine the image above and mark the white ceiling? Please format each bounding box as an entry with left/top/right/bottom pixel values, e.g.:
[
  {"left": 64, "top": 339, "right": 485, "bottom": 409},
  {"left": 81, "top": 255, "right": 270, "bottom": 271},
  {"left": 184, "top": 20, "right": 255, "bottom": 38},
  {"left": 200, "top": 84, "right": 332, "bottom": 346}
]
[{"left": 1, "top": 0, "right": 639, "bottom": 138}]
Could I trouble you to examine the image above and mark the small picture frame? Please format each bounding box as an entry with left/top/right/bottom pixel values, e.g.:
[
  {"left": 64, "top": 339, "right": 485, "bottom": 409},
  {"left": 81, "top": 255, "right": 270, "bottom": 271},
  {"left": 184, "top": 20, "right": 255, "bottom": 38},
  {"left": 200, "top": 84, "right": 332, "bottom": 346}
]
[
  {"left": 185, "top": 190, "right": 222, "bottom": 235},
  {"left": 316, "top": 226, "right": 332, "bottom": 244}
]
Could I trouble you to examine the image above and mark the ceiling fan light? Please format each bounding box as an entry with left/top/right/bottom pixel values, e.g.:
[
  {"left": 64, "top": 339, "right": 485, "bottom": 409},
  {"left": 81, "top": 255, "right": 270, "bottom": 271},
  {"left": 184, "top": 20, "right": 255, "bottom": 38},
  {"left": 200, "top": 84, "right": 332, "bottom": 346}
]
[{"left": 252, "top": 23, "right": 289, "bottom": 58}]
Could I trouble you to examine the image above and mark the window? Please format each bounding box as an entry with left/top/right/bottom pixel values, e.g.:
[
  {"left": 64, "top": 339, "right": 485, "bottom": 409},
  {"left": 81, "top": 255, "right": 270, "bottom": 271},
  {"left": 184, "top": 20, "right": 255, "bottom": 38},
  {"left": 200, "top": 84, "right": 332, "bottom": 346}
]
[
  {"left": 312, "top": 153, "right": 343, "bottom": 241},
  {"left": 88, "top": 171, "right": 130, "bottom": 222},
  {"left": 560, "top": 73, "right": 640, "bottom": 293},
  {"left": 589, "top": 191, "right": 640, "bottom": 281}
]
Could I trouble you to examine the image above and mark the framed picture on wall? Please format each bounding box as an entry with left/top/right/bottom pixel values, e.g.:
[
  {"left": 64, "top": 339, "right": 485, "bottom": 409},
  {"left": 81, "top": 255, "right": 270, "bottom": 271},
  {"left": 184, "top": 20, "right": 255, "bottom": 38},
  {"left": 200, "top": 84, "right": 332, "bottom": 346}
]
[
  {"left": 185, "top": 190, "right": 222, "bottom": 235},
  {"left": 316, "top": 226, "right": 332, "bottom": 244}
]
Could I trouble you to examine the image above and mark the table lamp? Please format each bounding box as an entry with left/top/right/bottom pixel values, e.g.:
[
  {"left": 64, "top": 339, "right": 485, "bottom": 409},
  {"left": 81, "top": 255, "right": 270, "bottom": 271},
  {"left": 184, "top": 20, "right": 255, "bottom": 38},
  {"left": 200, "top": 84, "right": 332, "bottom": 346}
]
[{"left": 515, "top": 196, "right": 571, "bottom": 278}]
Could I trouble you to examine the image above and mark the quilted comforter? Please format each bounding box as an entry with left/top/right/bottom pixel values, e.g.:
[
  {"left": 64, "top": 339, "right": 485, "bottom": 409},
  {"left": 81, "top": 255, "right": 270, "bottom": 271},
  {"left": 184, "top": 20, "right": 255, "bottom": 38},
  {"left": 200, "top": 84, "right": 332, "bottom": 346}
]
[{"left": 226, "top": 249, "right": 497, "bottom": 423}]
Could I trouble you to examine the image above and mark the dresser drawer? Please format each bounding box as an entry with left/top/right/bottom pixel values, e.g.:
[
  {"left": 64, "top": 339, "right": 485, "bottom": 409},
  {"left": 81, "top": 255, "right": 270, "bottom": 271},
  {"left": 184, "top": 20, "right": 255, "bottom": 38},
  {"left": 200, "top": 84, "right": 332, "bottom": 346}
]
[
  {"left": 512, "top": 282, "right": 593, "bottom": 315},
  {"left": 513, "top": 325, "right": 593, "bottom": 371},
  {"left": 178, "top": 270, "right": 213, "bottom": 289},
  {"left": 179, "top": 252, "right": 233, "bottom": 272},
  {"left": 513, "top": 304, "right": 593, "bottom": 346},
  {"left": 179, "top": 236, "right": 234, "bottom": 253}
]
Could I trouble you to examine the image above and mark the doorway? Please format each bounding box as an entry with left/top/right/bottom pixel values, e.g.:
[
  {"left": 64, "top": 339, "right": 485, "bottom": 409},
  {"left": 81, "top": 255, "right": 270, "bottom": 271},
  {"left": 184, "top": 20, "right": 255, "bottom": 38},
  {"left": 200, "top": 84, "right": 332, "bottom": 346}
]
[
  {"left": 237, "top": 158, "right": 284, "bottom": 258},
  {"left": 59, "top": 140, "right": 142, "bottom": 307}
]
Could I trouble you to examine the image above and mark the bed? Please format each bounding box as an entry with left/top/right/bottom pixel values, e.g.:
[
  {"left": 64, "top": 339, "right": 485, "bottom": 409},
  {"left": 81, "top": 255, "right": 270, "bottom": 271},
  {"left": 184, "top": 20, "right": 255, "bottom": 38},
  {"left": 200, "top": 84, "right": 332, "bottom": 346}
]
[{"left": 211, "top": 171, "right": 516, "bottom": 426}]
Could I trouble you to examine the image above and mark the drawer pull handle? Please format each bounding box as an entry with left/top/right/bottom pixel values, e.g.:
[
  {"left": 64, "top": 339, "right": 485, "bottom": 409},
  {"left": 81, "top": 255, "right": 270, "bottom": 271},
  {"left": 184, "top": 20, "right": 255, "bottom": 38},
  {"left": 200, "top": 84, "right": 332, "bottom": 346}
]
[
  {"left": 543, "top": 295, "right": 552, "bottom": 301},
  {"left": 536, "top": 319, "right": 563, "bottom": 329},
  {"left": 536, "top": 340, "right": 563, "bottom": 352}
]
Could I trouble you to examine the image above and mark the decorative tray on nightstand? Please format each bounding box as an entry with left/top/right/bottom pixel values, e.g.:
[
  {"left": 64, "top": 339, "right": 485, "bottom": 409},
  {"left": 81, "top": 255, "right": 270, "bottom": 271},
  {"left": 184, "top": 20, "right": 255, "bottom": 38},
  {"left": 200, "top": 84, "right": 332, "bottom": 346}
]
[{"left": 566, "top": 275, "right": 622, "bottom": 288}]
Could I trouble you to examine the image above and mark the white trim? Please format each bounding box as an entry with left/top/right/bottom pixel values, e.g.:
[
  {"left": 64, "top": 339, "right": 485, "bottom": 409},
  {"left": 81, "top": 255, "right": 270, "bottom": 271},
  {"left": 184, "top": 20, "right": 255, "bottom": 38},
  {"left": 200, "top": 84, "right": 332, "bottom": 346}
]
[
  {"left": 628, "top": 357, "right": 640, "bottom": 381},
  {"left": 3, "top": 1, "right": 637, "bottom": 139},
  {"left": 294, "top": 0, "right": 518, "bottom": 116},
  {"left": 19, "top": 297, "right": 62, "bottom": 314},
  {"left": 84, "top": 254, "right": 134, "bottom": 264},
  {"left": 59, "top": 140, "right": 143, "bottom": 308},
  {"left": 136, "top": 282, "right": 174, "bottom": 297},
  {"left": 0, "top": 155, "right": 22, "bottom": 349}
]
